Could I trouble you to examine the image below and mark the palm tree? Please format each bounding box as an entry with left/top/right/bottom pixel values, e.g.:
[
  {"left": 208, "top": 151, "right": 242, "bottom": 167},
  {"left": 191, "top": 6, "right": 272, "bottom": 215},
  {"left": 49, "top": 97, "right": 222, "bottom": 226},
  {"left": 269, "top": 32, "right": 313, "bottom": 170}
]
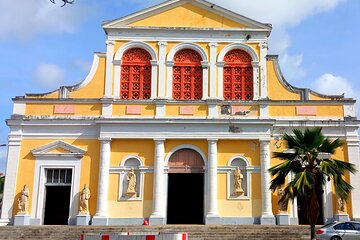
[{"left": 269, "top": 127, "right": 356, "bottom": 240}]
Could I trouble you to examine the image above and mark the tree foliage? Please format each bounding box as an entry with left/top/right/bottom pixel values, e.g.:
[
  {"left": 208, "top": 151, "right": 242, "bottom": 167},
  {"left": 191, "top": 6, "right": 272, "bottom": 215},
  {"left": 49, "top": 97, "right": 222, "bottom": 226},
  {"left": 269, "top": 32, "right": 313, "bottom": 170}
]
[
  {"left": 0, "top": 177, "right": 4, "bottom": 194},
  {"left": 50, "top": 0, "right": 75, "bottom": 7},
  {"left": 269, "top": 127, "right": 356, "bottom": 240}
]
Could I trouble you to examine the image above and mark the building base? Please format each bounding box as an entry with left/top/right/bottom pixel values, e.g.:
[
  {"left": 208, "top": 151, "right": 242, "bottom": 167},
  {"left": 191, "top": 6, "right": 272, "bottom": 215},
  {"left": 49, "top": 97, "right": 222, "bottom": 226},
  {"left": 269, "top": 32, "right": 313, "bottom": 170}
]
[
  {"left": 335, "top": 214, "right": 350, "bottom": 222},
  {"left": 76, "top": 215, "right": 91, "bottom": 226},
  {"left": 149, "top": 215, "right": 165, "bottom": 225},
  {"left": 91, "top": 216, "right": 108, "bottom": 225},
  {"left": 14, "top": 215, "right": 31, "bottom": 226},
  {"left": 260, "top": 215, "right": 276, "bottom": 225},
  {"left": 205, "top": 214, "right": 220, "bottom": 225},
  {"left": 276, "top": 214, "right": 290, "bottom": 225},
  {"left": 0, "top": 218, "right": 10, "bottom": 226}
]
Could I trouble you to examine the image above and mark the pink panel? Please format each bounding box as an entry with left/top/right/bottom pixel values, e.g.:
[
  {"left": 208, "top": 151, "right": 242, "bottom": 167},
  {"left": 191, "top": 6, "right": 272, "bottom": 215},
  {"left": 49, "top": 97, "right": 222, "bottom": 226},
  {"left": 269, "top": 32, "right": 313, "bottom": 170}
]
[
  {"left": 126, "top": 105, "right": 142, "bottom": 115},
  {"left": 54, "top": 105, "right": 75, "bottom": 114},
  {"left": 296, "top": 106, "right": 317, "bottom": 116},
  {"left": 179, "top": 106, "right": 194, "bottom": 115},
  {"left": 231, "top": 106, "right": 247, "bottom": 115}
]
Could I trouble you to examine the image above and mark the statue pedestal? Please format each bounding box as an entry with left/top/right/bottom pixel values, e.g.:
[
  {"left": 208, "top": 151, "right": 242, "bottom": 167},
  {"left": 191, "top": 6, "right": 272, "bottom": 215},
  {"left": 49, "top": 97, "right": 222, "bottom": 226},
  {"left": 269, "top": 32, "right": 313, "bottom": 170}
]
[
  {"left": 276, "top": 213, "right": 290, "bottom": 225},
  {"left": 14, "top": 214, "right": 30, "bottom": 226},
  {"left": 335, "top": 213, "right": 350, "bottom": 222},
  {"left": 76, "top": 214, "right": 91, "bottom": 226}
]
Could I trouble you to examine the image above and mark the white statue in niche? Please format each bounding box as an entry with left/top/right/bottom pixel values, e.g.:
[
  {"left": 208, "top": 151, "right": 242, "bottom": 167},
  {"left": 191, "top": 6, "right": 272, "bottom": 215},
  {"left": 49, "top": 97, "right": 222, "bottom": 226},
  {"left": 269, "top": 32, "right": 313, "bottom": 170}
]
[
  {"left": 126, "top": 168, "right": 137, "bottom": 196},
  {"left": 79, "top": 184, "right": 90, "bottom": 215},
  {"left": 233, "top": 167, "right": 244, "bottom": 196},
  {"left": 337, "top": 197, "right": 347, "bottom": 214},
  {"left": 17, "top": 185, "right": 30, "bottom": 215},
  {"left": 277, "top": 188, "right": 288, "bottom": 214}
]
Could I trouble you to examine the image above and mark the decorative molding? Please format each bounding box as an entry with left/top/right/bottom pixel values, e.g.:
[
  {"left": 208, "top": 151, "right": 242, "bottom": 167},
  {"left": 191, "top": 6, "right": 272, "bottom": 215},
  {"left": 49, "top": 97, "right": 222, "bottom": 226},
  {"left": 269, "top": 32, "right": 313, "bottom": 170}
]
[{"left": 31, "top": 141, "right": 86, "bottom": 158}]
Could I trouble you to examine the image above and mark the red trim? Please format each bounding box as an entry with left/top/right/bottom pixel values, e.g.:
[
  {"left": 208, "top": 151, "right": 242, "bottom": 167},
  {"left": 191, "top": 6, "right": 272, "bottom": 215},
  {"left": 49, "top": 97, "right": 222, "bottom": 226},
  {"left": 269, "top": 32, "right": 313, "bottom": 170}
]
[
  {"left": 223, "top": 50, "right": 253, "bottom": 100},
  {"left": 173, "top": 49, "right": 203, "bottom": 100},
  {"left": 121, "top": 48, "right": 152, "bottom": 100},
  {"left": 79, "top": 234, "right": 84, "bottom": 240},
  {"left": 101, "top": 235, "right": 110, "bottom": 240},
  {"left": 146, "top": 236, "right": 156, "bottom": 240}
]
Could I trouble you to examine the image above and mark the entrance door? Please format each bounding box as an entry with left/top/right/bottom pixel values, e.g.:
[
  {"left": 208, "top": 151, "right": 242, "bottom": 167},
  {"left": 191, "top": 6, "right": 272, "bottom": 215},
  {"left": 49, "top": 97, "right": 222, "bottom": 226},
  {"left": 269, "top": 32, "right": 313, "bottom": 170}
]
[
  {"left": 43, "top": 169, "right": 72, "bottom": 225},
  {"left": 167, "top": 149, "right": 205, "bottom": 224},
  {"left": 167, "top": 173, "right": 204, "bottom": 224}
]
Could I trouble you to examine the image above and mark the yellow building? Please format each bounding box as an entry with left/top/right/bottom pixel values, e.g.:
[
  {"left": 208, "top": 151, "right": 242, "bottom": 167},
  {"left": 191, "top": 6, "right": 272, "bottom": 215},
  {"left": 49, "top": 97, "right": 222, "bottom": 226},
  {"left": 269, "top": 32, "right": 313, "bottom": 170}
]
[{"left": 1, "top": 0, "right": 359, "bottom": 226}]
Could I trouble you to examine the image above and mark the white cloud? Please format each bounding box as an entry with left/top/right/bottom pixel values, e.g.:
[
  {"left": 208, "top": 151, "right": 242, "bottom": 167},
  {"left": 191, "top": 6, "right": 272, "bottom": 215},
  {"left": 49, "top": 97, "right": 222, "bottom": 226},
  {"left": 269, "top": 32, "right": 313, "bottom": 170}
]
[
  {"left": 33, "top": 63, "right": 65, "bottom": 89},
  {"left": 313, "top": 73, "right": 360, "bottom": 115},
  {"left": 279, "top": 54, "right": 307, "bottom": 82},
  {"left": 313, "top": 74, "right": 354, "bottom": 97},
  {"left": 0, "top": 0, "right": 94, "bottom": 41}
]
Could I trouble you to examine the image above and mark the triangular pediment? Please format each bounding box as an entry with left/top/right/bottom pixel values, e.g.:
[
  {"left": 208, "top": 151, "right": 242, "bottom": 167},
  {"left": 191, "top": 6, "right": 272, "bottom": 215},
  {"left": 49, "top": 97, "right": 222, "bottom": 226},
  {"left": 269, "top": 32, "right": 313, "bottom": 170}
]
[
  {"left": 32, "top": 141, "right": 86, "bottom": 157},
  {"left": 103, "top": 0, "right": 271, "bottom": 30}
]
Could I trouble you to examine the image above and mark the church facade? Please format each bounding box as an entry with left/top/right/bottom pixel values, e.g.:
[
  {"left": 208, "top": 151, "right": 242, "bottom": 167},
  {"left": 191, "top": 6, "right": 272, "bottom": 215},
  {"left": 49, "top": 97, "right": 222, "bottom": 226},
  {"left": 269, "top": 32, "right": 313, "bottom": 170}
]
[{"left": 1, "top": 0, "right": 359, "bottom": 226}]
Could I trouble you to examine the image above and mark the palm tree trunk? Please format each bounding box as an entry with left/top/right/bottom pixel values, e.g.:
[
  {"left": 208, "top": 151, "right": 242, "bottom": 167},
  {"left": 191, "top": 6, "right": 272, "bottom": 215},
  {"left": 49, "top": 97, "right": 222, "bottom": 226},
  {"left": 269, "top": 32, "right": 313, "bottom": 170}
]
[{"left": 308, "top": 190, "right": 319, "bottom": 240}]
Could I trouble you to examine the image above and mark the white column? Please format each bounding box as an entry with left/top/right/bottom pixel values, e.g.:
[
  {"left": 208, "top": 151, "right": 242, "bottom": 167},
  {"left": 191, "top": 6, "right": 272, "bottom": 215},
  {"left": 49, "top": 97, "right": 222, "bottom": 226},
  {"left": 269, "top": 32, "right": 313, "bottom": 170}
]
[
  {"left": 93, "top": 138, "right": 111, "bottom": 225},
  {"left": 260, "top": 139, "right": 275, "bottom": 224},
  {"left": 150, "top": 60, "right": 159, "bottom": 99},
  {"left": 206, "top": 138, "right": 219, "bottom": 224},
  {"left": 201, "top": 61, "right": 209, "bottom": 100},
  {"left": 259, "top": 42, "right": 268, "bottom": 99},
  {"left": 113, "top": 60, "right": 121, "bottom": 98},
  {"left": 0, "top": 132, "right": 21, "bottom": 224},
  {"left": 157, "top": 42, "right": 167, "bottom": 98},
  {"left": 150, "top": 138, "right": 166, "bottom": 224},
  {"left": 289, "top": 171, "right": 299, "bottom": 225},
  {"left": 104, "top": 40, "right": 115, "bottom": 98},
  {"left": 347, "top": 138, "right": 360, "bottom": 220},
  {"left": 323, "top": 179, "right": 333, "bottom": 223},
  {"left": 208, "top": 43, "right": 218, "bottom": 99}
]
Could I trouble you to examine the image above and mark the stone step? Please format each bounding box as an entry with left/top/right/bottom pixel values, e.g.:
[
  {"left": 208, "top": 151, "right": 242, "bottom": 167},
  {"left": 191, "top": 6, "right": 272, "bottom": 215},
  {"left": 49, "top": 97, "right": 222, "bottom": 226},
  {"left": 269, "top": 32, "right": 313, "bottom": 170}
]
[{"left": 0, "top": 225, "right": 311, "bottom": 240}]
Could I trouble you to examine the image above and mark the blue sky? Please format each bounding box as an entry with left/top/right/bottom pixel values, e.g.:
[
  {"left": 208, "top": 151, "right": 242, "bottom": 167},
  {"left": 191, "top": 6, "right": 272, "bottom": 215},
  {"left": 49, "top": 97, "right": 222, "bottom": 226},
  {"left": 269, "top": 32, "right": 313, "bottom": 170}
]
[{"left": 0, "top": 0, "right": 359, "bottom": 173}]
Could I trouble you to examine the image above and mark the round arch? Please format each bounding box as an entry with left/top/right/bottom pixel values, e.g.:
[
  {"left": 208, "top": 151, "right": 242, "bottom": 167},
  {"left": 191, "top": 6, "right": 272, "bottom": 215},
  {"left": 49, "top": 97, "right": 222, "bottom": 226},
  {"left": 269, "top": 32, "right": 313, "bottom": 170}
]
[
  {"left": 114, "top": 41, "right": 157, "bottom": 61},
  {"left": 217, "top": 43, "right": 258, "bottom": 62},
  {"left": 120, "top": 155, "right": 144, "bottom": 167},
  {"left": 227, "top": 155, "right": 250, "bottom": 167},
  {"left": 167, "top": 42, "right": 208, "bottom": 62},
  {"left": 165, "top": 144, "right": 207, "bottom": 166}
]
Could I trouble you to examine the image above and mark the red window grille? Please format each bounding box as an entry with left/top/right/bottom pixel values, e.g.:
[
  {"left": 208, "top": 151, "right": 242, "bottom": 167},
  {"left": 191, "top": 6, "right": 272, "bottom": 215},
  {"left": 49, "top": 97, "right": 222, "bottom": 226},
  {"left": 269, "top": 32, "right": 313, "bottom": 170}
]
[
  {"left": 121, "top": 48, "right": 152, "bottom": 100},
  {"left": 173, "top": 49, "right": 203, "bottom": 100},
  {"left": 223, "top": 49, "right": 253, "bottom": 100}
]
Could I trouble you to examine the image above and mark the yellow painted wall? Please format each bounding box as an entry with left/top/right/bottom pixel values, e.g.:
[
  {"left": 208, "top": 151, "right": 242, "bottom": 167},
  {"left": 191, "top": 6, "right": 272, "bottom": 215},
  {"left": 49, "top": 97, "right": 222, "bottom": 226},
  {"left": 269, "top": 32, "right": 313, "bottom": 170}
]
[
  {"left": 218, "top": 140, "right": 260, "bottom": 166},
  {"left": 26, "top": 91, "right": 59, "bottom": 99},
  {"left": 166, "top": 105, "right": 208, "bottom": 117},
  {"left": 267, "top": 61, "right": 301, "bottom": 100},
  {"left": 129, "top": 3, "right": 248, "bottom": 28},
  {"left": 69, "top": 57, "right": 106, "bottom": 99},
  {"left": 25, "top": 103, "right": 102, "bottom": 116},
  {"left": 268, "top": 105, "right": 344, "bottom": 117},
  {"left": 14, "top": 139, "right": 100, "bottom": 216},
  {"left": 218, "top": 173, "right": 262, "bottom": 217},
  {"left": 309, "top": 93, "right": 333, "bottom": 101},
  {"left": 112, "top": 104, "right": 156, "bottom": 117},
  {"left": 107, "top": 173, "right": 153, "bottom": 218},
  {"left": 110, "top": 139, "right": 155, "bottom": 167}
]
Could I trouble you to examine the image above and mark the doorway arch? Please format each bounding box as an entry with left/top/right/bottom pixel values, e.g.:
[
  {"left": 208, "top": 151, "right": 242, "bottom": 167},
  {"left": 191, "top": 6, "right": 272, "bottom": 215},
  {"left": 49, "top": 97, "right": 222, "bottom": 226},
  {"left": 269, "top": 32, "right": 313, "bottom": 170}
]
[{"left": 166, "top": 147, "right": 206, "bottom": 224}]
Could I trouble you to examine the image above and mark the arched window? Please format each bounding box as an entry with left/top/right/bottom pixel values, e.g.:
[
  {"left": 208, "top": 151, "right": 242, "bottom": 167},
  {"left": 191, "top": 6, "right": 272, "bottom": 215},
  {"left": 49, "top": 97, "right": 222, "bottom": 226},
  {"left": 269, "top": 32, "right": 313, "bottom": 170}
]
[
  {"left": 173, "top": 49, "right": 203, "bottom": 100},
  {"left": 120, "top": 48, "right": 152, "bottom": 100},
  {"left": 223, "top": 49, "right": 253, "bottom": 100}
]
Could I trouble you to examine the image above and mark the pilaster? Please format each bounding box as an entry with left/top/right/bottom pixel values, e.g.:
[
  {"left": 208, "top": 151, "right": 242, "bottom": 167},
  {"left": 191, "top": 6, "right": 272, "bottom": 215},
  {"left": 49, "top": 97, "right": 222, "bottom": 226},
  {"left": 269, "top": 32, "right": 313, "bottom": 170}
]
[
  {"left": 259, "top": 42, "right": 268, "bottom": 99},
  {"left": 208, "top": 43, "right": 218, "bottom": 99},
  {"left": 346, "top": 137, "right": 360, "bottom": 220},
  {"left": 158, "top": 41, "right": 168, "bottom": 99},
  {"left": 0, "top": 132, "right": 21, "bottom": 224},
  {"left": 104, "top": 40, "right": 115, "bottom": 98}
]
